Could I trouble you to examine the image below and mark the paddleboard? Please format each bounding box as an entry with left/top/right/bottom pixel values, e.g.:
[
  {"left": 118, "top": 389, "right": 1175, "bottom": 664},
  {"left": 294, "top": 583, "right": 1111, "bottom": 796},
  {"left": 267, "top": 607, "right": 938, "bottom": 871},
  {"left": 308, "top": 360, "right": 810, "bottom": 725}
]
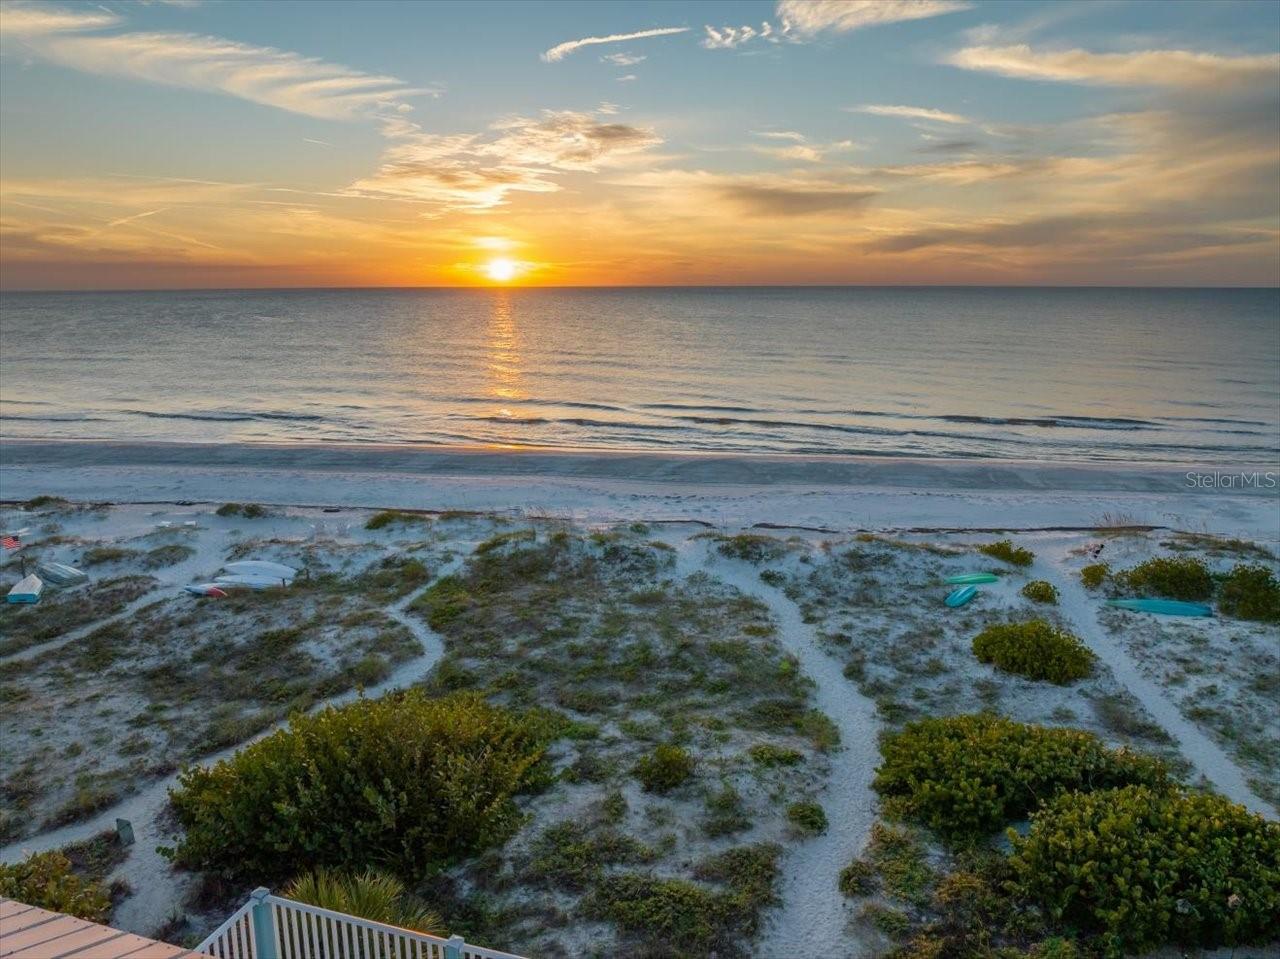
[
  {"left": 1106, "top": 598, "right": 1212, "bottom": 617},
  {"left": 945, "top": 585, "right": 978, "bottom": 607},
  {"left": 214, "top": 574, "right": 289, "bottom": 590},
  {"left": 945, "top": 573, "right": 999, "bottom": 585}
]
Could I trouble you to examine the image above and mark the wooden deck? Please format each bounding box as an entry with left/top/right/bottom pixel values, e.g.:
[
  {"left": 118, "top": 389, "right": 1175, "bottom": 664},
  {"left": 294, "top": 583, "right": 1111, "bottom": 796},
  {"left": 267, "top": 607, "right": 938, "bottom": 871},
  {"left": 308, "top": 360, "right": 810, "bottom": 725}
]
[{"left": 0, "top": 899, "right": 201, "bottom": 959}]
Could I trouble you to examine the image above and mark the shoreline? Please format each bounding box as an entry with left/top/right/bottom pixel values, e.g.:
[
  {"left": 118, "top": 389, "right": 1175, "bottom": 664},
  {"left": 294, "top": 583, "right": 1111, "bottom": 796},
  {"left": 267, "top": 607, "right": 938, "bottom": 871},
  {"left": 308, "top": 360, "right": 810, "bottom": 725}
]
[
  {"left": 3, "top": 439, "right": 1277, "bottom": 539},
  {"left": 3, "top": 438, "right": 1276, "bottom": 492}
]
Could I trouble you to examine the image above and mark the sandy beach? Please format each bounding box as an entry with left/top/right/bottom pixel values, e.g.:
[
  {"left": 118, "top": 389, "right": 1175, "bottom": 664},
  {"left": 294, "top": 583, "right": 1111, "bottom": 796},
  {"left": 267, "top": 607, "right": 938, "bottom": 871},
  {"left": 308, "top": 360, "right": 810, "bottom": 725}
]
[{"left": 2, "top": 442, "right": 1276, "bottom": 956}]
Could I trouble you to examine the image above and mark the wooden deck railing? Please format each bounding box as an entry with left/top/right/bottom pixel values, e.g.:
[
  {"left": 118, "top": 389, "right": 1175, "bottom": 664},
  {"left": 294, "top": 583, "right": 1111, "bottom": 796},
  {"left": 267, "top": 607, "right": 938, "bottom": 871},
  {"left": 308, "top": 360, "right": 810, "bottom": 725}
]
[{"left": 197, "top": 889, "right": 526, "bottom": 959}]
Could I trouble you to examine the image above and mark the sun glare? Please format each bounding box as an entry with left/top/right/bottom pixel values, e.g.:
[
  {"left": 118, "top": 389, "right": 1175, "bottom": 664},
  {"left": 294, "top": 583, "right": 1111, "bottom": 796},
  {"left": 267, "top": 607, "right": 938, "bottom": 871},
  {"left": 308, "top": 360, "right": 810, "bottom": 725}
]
[{"left": 485, "top": 257, "right": 518, "bottom": 282}]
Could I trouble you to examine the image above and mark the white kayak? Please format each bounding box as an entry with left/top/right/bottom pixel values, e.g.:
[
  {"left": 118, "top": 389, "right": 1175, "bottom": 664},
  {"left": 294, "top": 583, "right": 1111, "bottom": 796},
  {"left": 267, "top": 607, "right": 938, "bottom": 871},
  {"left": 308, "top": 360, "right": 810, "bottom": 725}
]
[
  {"left": 36, "top": 562, "right": 89, "bottom": 587},
  {"left": 184, "top": 583, "right": 229, "bottom": 597},
  {"left": 214, "top": 573, "right": 290, "bottom": 590},
  {"left": 222, "top": 560, "right": 297, "bottom": 581}
]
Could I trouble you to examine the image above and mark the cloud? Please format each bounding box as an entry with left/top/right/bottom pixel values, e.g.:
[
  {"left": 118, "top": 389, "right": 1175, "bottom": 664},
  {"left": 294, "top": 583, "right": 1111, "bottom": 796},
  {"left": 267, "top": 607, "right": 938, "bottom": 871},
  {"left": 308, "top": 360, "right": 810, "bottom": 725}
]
[
  {"left": 0, "top": 3, "right": 120, "bottom": 34},
  {"left": 347, "top": 109, "right": 662, "bottom": 212},
  {"left": 617, "top": 74, "right": 637, "bottom": 82},
  {"left": 24, "top": 30, "right": 435, "bottom": 119},
  {"left": 947, "top": 44, "right": 1280, "bottom": 88},
  {"left": 749, "top": 131, "right": 857, "bottom": 163},
  {"left": 601, "top": 52, "right": 645, "bottom": 66},
  {"left": 855, "top": 104, "right": 970, "bottom": 124},
  {"left": 702, "top": 22, "right": 781, "bottom": 50},
  {"left": 717, "top": 181, "right": 876, "bottom": 216},
  {"left": 776, "top": 0, "right": 970, "bottom": 36},
  {"left": 541, "top": 26, "right": 688, "bottom": 63}
]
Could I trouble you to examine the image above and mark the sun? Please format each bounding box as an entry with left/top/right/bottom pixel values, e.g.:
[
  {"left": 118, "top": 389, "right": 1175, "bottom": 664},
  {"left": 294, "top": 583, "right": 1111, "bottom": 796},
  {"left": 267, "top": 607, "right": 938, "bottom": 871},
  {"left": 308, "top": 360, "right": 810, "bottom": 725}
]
[{"left": 485, "top": 257, "right": 518, "bottom": 282}]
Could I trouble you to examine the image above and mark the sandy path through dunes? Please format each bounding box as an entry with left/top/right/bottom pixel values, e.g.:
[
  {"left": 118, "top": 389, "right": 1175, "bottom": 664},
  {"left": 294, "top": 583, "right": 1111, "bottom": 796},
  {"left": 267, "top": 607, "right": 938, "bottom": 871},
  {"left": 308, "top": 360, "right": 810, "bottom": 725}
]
[
  {"left": 679, "top": 536, "right": 881, "bottom": 956},
  {"left": 0, "top": 556, "right": 464, "bottom": 937},
  {"left": 1042, "top": 539, "right": 1277, "bottom": 819}
]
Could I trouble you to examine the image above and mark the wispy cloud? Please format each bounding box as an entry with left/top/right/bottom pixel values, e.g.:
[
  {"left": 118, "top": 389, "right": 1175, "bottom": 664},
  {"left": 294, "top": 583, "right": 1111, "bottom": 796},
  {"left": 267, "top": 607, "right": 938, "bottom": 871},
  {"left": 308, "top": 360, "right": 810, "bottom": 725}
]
[
  {"left": 948, "top": 44, "right": 1280, "bottom": 88},
  {"left": 30, "top": 31, "right": 435, "bottom": 119},
  {"left": 855, "top": 104, "right": 970, "bottom": 124},
  {"left": 777, "top": 0, "right": 970, "bottom": 36},
  {"left": 541, "top": 26, "right": 688, "bottom": 63},
  {"left": 702, "top": 22, "right": 782, "bottom": 50},
  {"left": 0, "top": 3, "right": 120, "bottom": 34},
  {"left": 749, "top": 130, "right": 857, "bottom": 163},
  {"left": 3, "top": 4, "right": 433, "bottom": 120},
  {"left": 600, "top": 52, "right": 645, "bottom": 66},
  {"left": 706, "top": 0, "right": 968, "bottom": 52}
]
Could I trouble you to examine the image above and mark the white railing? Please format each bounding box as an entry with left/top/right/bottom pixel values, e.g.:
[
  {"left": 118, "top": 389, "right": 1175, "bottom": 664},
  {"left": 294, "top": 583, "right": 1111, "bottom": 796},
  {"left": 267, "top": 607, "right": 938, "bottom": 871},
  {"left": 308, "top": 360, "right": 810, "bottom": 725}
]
[{"left": 197, "top": 889, "right": 527, "bottom": 959}]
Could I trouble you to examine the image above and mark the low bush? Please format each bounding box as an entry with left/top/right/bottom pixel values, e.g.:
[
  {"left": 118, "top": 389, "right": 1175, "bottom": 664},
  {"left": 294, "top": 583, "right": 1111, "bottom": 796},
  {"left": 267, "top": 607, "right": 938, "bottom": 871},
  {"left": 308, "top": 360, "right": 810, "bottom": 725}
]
[
  {"left": 165, "top": 691, "right": 555, "bottom": 881},
  {"left": 872, "top": 714, "right": 1169, "bottom": 839},
  {"left": 838, "top": 858, "right": 876, "bottom": 897},
  {"left": 1011, "top": 786, "right": 1280, "bottom": 956},
  {"left": 748, "top": 743, "right": 804, "bottom": 767},
  {"left": 283, "top": 868, "right": 442, "bottom": 934},
  {"left": 971, "top": 620, "right": 1095, "bottom": 684},
  {"left": 1080, "top": 562, "right": 1110, "bottom": 589},
  {"left": 80, "top": 546, "right": 138, "bottom": 567},
  {"left": 585, "top": 844, "right": 780, "bottom": 955},
  {"left": 1117, "top": 556, "right": 1212, "bottom": 600},
  {"left": 715, "top": 533, "right": 787, "bottom": 564},
  {"left": 786, "top": 801, "right": 828, "bottom": 836},
  {"left": 411, "top": 575, "right": 473, "bottom": 630},
  {"left": 1020, "top": 580, "right": 1059, "bottom": 604},
  {"left": 526, "top": 821, "right": 651, "bottom": 890},
  {"left": 364, "top": 510, "right": 429, "bottom": 531},
  {"left": 214, "top": 502, "right": 266, "bottom": 518},
  {"left": 0, "top": 850, "right": 110, "bottom": 921},
  {"left": 633, "top": 744, "right": 695, "bottom": 793},
  {"left": 978, "top": 539, "right": 1034, "bottom": 567},
  {"left": 1218, "top": 563, "right": 1280, "bottom": 622}
]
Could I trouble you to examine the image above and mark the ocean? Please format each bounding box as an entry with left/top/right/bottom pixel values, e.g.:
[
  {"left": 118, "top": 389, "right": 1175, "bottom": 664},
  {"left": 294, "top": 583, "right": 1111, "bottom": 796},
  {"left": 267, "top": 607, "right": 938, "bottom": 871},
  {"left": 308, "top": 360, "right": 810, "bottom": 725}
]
[{"left": 1, "top": 286, "right": 1277, "bottom": 465}]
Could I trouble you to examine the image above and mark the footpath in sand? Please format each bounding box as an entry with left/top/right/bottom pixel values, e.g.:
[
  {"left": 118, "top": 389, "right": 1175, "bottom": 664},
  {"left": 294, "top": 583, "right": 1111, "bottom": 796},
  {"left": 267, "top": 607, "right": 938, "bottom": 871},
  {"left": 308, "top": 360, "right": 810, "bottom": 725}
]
[{"left": 680, "top": 537, "right": 882, "bottom": 956}]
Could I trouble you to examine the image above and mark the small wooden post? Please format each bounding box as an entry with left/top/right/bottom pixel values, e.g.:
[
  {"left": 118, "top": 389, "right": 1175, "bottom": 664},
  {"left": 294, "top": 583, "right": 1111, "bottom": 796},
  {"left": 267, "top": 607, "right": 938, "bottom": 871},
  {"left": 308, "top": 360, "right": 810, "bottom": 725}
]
[
  {"left": 250, "top": 887, "right": 279, "bottom": 959},
  {"left": 444, "top": 934, "right": 465, "bottom": 959}
]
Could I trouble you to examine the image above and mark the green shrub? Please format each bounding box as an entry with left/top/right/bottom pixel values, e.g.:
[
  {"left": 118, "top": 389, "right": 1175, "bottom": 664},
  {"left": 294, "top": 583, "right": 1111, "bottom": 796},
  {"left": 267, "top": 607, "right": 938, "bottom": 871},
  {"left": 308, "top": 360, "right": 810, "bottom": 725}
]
[
  {"left": 786, "top": 801, "right": 828, "bottom": 836},
  {"left": 971, "top": 620, "right": 1094, "bottom": 684},
  {"left": 585, "top": 844, "right": 780, "bottom": 953},
  {"left": 215, "top": 503, "right": 242, "bottom": 516},
  {"left": 748, "top": 743, "right": 804, "bottom": 767},
  {"left": 1020, "top": 580, "right": 1059, "bottom": 604},
  {"left": 978, "top": 539, "right": 1034, "bottom": 567},
  {"left": 283, "top": 868, "right": 442, "bottom": 934},
  {"left": 703, "top": 785, "right": 751, "bottom": 838},
  {"left": 716, "top": 533, "right": 787, "bottom": 563},
  {"left": 872, "top": 714, "right": 1169, "bottom": 839},
  {"left": 242, "top": 503, "right": 267, "bottom": 518},
  {"left": 411, "top": 575, "right": 473, "bottom": 630},
  {"left": 365, "top": 510, "right": 430, "bottom": 531},
  {"left": 1011, "top": 786, "right": 1280, "bottom": 956},
  {"left": 1219, "top": 563, "right": 1280, "bottom": 622},
  {"left": 838, "top": 858, "right": 876, "bottom": 897},
  {"left": 526, "top": 821, "right": 651, "bottom": 889},
  {"left": 634, "top": 744, "right": 695, "bottom": 793},
  {"left": 80, "top": 546, "right": 138, "bottom": 567},
  {"left": 1117, "top": 556, "right": 1212, "bottom": 600},
  {"left": 166, "top": 691, "right": 555, "bottom": 881},
  {"left": 0, "top": 850, "right": 110, "bottom": 921},
  {"left": 1080, "top": 563, "right": 1110, "bottom": 589}
]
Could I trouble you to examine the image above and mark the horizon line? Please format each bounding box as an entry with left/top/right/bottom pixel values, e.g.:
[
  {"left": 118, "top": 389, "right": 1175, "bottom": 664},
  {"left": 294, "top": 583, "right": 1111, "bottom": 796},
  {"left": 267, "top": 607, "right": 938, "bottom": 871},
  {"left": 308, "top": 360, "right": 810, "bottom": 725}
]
[{"left": 4, "top": 283, "right": 1279, "bottom": 294}]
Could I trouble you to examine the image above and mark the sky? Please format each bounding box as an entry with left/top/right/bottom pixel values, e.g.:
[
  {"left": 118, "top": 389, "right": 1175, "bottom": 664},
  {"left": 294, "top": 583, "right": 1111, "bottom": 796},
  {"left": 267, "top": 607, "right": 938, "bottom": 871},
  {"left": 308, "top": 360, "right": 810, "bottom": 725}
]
[{"left": 1, "top": 0, "right": 1278, "bottom": 289}]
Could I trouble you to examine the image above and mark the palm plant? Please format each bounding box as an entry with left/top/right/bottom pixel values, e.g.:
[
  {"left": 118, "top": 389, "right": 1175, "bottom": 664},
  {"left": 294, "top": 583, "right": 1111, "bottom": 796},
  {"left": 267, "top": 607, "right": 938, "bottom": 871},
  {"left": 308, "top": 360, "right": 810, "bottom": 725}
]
[{"left": 282, "top": 867, "right": 443, "bottom": 935}]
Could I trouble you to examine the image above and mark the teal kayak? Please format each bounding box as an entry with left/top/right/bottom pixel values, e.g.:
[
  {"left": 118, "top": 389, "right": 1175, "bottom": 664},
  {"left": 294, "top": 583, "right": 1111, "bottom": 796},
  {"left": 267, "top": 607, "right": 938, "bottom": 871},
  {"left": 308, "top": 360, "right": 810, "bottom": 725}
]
[
  {"left": 945, "top": 585, "right": 978, "bottom": 607},
  {"left": 945, "top": 573, "right": 999, "bottom": 585},
  {"left": 1106, "top": 598, "right": 1213, "bottom": 617}
]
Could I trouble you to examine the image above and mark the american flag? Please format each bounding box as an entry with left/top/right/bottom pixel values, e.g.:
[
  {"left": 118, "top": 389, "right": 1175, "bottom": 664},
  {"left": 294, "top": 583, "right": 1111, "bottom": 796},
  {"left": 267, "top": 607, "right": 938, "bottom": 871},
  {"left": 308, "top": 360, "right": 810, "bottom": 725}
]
[{"left": 1, "top": 535, "right": 20, "bottom": 551}]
